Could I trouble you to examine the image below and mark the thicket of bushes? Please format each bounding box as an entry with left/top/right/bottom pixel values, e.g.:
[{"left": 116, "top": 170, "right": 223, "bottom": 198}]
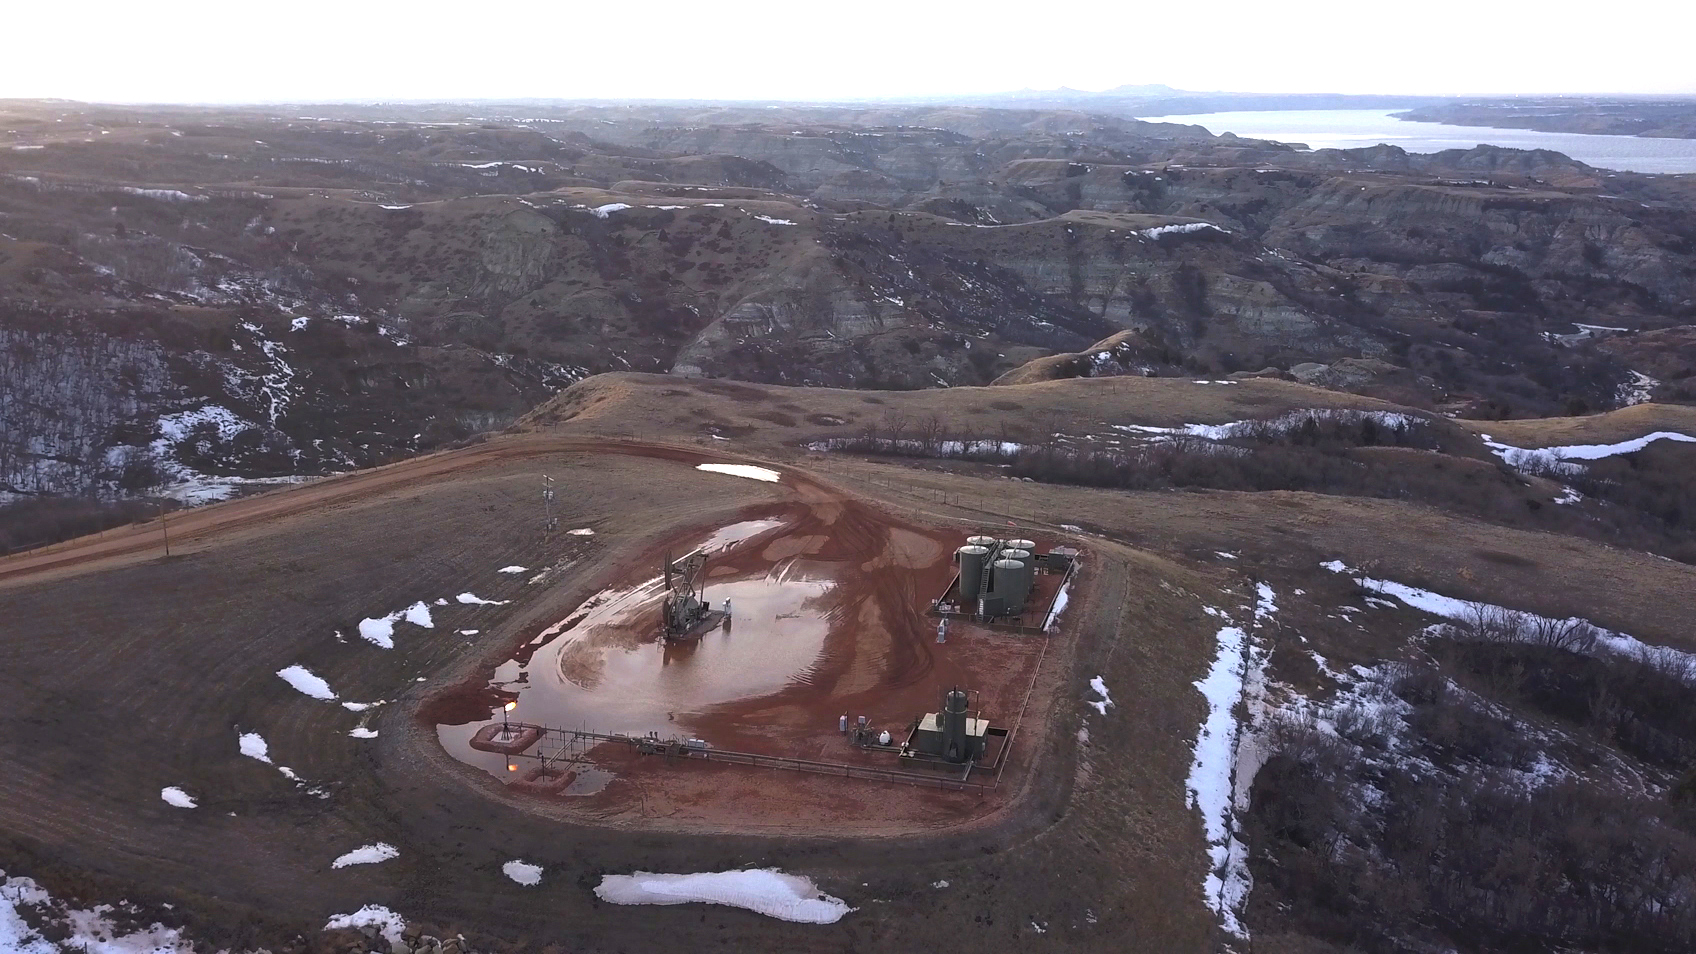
[
  {"left": 826, "top": 411, "right": 1696, "bottom": 564},
  {"left": 0, "top": 496, "right": 177, "bottom": 554},
  {"left": 1248, "top": 611, "right": 1696, "bottom": 952}
]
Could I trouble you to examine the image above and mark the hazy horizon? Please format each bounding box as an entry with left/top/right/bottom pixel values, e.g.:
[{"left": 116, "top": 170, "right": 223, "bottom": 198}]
[{"left": 7, "top": 0, "right": 1695, "bottom": 105}]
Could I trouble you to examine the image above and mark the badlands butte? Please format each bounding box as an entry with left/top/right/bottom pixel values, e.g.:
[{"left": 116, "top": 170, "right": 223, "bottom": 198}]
[{"left": 3, "top": 100, "right": 1696, "bottom": 954}]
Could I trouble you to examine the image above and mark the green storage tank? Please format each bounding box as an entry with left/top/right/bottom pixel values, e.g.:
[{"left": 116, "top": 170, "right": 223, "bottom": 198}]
[
  {"left": 956, "top": 545, "right": 991, "bottom": 599},
  {"left": 991, "top": 557, "right": 1032, "bottom": 611}
]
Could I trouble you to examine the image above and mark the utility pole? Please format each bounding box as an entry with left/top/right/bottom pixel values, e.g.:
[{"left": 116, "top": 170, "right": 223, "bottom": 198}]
[
  {"left": 542, "top": 475, "right": 557, "bottom": 536},
  {"left": 161, "top": 512, "right": 170, "bottom": 558}
]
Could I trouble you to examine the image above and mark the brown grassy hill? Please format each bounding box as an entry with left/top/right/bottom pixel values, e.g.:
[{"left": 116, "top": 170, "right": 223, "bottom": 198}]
[{"left": 1458, "top": 402, "right": 1696, "bottom": 447}]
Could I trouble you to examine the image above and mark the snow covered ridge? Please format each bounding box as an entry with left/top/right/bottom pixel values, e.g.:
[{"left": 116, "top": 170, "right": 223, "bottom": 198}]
[
  {"left": 1482, "top": 430, "right": 1696, "bottom": 476},
  {"left": 595, "top": 869, "right": 853, "bottom": 924},
  {"left": 1320, "top": 561, "right": 1696, "bottom": 681},
  {"left": 1, "top": 868, "right": 195, "bottom": 954}
]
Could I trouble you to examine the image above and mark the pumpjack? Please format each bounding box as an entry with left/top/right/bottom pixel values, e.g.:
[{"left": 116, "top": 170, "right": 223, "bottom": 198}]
[{"left": 661, "top": 548, "right": 725, "bottom": 641}]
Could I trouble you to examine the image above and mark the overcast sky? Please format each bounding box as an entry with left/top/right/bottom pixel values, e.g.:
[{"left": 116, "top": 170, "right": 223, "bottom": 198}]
[{"left": 7, "top": 0, "right": 1695, "bottom": 103}]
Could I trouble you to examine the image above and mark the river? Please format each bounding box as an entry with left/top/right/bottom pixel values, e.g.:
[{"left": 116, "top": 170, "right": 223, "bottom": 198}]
[{"left": 1150, "top": 109, "right": 1696, "bottom": 175}]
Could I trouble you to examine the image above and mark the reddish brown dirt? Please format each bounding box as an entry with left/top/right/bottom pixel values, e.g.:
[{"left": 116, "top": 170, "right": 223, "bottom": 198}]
[{"left": 430, "top": 486, "right": 1075, "bottom": 835}]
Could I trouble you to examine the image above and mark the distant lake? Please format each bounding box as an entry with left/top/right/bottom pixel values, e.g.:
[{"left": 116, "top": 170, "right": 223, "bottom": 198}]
[{"left": 1151, "top": 109, "right": 1696, "bottom": 175}]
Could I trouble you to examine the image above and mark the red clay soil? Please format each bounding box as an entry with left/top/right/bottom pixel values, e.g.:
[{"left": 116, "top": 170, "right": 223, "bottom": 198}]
[{"left": 429, "top": 479, "right": 1077, "bottom": 836}]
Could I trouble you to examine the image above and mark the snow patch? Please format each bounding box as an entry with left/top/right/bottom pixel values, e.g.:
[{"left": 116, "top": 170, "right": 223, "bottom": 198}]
[
  {"left": 595, "top": 869, "right": 852, "bottom": 924},
  {"left": 238, "top": 731, "right": 271, "bottom": 763},
  {"left": 0, "top": 868, "right": 195, "bottom": 954},
  {"left": 590, "top": 203, "right": 631, "bottom": 218},
  {"left": 277, "top": 664, "right": 336, "bottom": 700},
  {"left": 1140, "top": 222, "right": 1228, "bottom": 240},
  {"left": 357, "top": 601, "right": 435, "bottom": 648},
  {"left": 324, "top": 906, "right": 405, "bottom": 947},
  {"left": 567, "top": 527, "right": 595, "bottom": 536},
  {"left": 1043, "top": 577, "right": 1073, "bottom": 632},
  {"left": 1087, "top": 675, "right": 1113, "bottom": 715},
  {"left": 348, "top": 727, "right": 378, "bottom": 739},
  {"left": 498, "top": 565, "right": 528, "bottom": 573},
  {"left": 1618, "top": 371, "right": 1659, "bottom": 407},
  {"left": 456, "top": 592, "right": 509, "bottom": 606},
  {"left": 696, "top": 463, "right": 782, "bottom": 482},
  {"left": 331, "top": 843, "right": 399, "bottom": 869},
  {"left": 160, "top": 787, "right": 197, "bottom": 808},
  {"left": 1186, "top": 608, "right": 1268, "bottom": 938},
  {"left": 118, "top": 186, "right": 205, "bottom": 203},
  {"left": 1116, "top": 408, "right": 1420, "bottom": 444},
  {"left": 502, "top": 861, "right": 543, "bottom": 886}
]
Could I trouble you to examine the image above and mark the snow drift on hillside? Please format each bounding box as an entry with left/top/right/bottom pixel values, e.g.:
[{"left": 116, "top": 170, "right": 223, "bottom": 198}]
[
  {"left": 1320, "top": 561, "right": 1696, "bottom": 678},
  {"left": 0, "top": 868, "right": 194, "bottom": 954},
  {"left": 1116, "top": 408, "right": 1421, "bottom": 443},
  {"left": 1482, "top": 431, "right": 1696, "bottom": 475}
]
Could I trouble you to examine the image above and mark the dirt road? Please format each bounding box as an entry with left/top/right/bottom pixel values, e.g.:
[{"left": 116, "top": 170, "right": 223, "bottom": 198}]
[{"left": 0, "top": 436, "right": 726, "bottom": 588}]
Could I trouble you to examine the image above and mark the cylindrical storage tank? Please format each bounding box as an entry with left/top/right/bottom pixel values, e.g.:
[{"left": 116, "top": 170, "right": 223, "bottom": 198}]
[
  {"left": 943, "top": 690, "right": 970, "bottom": 761},
  {"left": 992, "top": 557, "right": 1032, "bottom": 611},
  {"left": 956, "top": 545, "right": 990, "bottom": 598},
  {"left": 1001, "top": 548, "right": 1032, "bottom": 562},
  {"left": 1005, "top": 538, "right": 1036, "bottom": 552},
  {"left": 966, "top": 535, "right": 997, "bottom": 548}
]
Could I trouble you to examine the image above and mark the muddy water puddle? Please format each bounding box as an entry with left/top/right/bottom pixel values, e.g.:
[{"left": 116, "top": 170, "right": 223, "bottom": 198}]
[{"left": 440, "top": 517, "right": 843, "bottom": 780}]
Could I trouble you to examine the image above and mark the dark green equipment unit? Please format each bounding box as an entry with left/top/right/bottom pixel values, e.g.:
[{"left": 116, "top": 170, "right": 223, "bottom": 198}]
[{"left": 910, "top": 688, "right": 988, "bottom": 764}]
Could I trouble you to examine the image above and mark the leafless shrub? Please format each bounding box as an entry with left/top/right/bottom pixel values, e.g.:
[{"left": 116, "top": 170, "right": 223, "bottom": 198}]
[
  {"left": 1333, "top": 703, "right": 1392, "bottom": 747},
  {"left": 1643, "top": 648, "right": 1696, "bottom": 685},
  {"left": 1454, "top": 601, "right": 1531, "bottom": 643},
  {"left": 1524, "top": 616, "right": 1601, "bottom": 654}
]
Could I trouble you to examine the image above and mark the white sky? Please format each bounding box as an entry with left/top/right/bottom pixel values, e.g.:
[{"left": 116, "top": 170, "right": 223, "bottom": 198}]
[{"left": 6, "top": 0, "right": 1695, "bottom": 104}]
